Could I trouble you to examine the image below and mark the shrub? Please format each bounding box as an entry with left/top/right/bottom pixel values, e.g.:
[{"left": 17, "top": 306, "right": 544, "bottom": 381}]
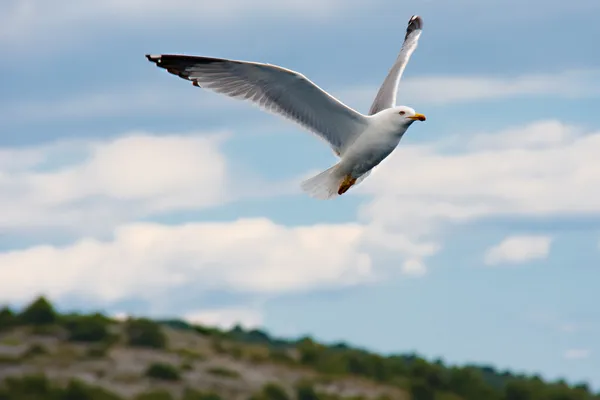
[
  {"left": 0, "top": 375, "right": 124, "bottom": 400},
  {"left": 134, "top": 390, "right": 175, "bottom": 400},
  {"left": 20, "top": 296, "right": 57, "bottom": 326},
  {"left": 260, "top": 383, "right": 290, "bottom": 400},
  {"left": 295, "top": 383, "right": 320, "bottom": 400},
  {"left": 268, "top": 348, "right": 295, "bottom": 365},
  {"left": 61, "top": 313, "right": 112, "bottom": 343},
  {"left": 125, "top": 318, "right": 166, "bottom": 349},
  {"left": 206, "top": 366, "right": 240, "bottom": 379},
  {"left": 61, "top": 379, "right": 123, "bottom": 400},
  {"left": 175, "top": 348, "right": 205, "bottom": 361},
  {"left": 410, "top": 380, "right": 435, "bottom": 400},
  {"left": 145, "top": 362, "right": 181, "bottom": 381},
  {"left": 193, "top": 325, "right": 223, "bottom": 337},
  {"left": 0, "top": 307, "right": 17, "bottom": 331},
  {"left": 1, "top": 374, "right": 54, "bottom": 397},
  {"left": 180, "top": 360, "right": 194, "bottom": 371},
  {"left": 296, "top": 339, "right": 320, "bottom": 366}
]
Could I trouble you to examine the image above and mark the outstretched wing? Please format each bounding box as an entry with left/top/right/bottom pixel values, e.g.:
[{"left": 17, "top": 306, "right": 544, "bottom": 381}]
[
  {"left": 368, "top": 15, "right": 423, "bottom": 115},
  {"left": 146, "top": 54, "right": 369, "bottom": 156}
]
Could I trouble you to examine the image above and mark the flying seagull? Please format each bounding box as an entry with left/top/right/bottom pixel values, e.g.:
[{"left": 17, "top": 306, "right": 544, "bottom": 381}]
[{"left": 146, "top": 15, "right": 425, "bottom": 199}]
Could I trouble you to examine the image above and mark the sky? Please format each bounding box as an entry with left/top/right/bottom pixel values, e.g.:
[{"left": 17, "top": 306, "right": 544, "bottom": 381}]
[{"left": 1, "top": 0, "right": 600, "bottom": 390}]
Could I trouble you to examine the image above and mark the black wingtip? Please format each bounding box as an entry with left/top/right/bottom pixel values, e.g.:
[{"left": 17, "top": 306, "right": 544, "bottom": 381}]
[
  {"left": 144, "top": 54, "right": 228, "bottom": 86},
  {"left": 146, "top": 54, "right": 162, "bottom": 64},
  {"left": 406, "top": 15, "right": 423, "bottom": 37}
]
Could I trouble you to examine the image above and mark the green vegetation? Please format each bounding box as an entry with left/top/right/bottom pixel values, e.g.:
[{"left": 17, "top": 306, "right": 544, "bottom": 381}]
[
  {"left": 295, "top": 383, "right": 320, "bottom": 400},
  {"left": 61, "top": 313, "right": 113, "bottom": 343},
  {"left": 205, "top": 366, "right": 240, "bottom": 379},
  {"left": 145, "top": 362, "right": 181, "bottom": 381},
  {"left": 0, "top": 307, "right": 17, "bottom": 331},
  {"left": 250, "top": 383, "right": 291, "bottom": 400},
  {"left": 0, "top": 296, "right": 597, "bottom": 400},
  {"left": 135, "top": 389, "right": 175, "bottom": 400},
  {"left": 261, "top": 383, "right": 291, "bottom": 400},
  {"left": 0, "top": 375, "right": 122, "bottom": 400},
  {"left": 20, "top": 296, "right": 57, "bottom": 326},
  {"left": 125, "top": 318, "right": 166, "bottom": 349}
]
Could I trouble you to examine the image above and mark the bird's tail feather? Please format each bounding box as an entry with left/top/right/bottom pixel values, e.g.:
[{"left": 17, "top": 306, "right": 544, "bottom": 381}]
[{"left": 300, "top": 163, "right": 344, "bottom": 200}]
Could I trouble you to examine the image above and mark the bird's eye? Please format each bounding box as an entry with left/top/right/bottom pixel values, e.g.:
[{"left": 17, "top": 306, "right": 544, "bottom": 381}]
[{"left": 399, "top": 111, "right": 405, "bottom": 116}]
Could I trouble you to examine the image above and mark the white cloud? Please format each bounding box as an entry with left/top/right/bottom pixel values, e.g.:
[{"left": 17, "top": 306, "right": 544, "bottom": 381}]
[
  {"left": 360, "top": 223, "right": 440, "bottom": 258},
  {"left": 484, "top": 235, "right": 552, "bottom": 266},
  {"left": 184, "top": 307, "right": 263, "bottom": 330},
  {"left": 358, "top": 120, "right": 600, "bottom": 237},
  {"left": 341, "top": 70, "right": 600, "bottom": 108},
  {"left": 0, "top": 131, "right": 233, "bottom": 234},
  {"left": 0, "top": 218, "right": 378, "bottom": 304},
  {"left": 0, "top": 136, "right": 440, "bottom": 306},
  {"left": 5, "top": 118, "right": 600, "bottom": 311},
  {"left": 401, "top": 258, "right": 428, "bottom": 277},
  {"left": 466, "top": 120, "right": 582, "bottom": 151},
  {"left": 0, "top": 124, "right": 440, "bottom": 296},
  {"left": 564, "top": 349, "right": 591, "bottom": 360},
  {"left": 403, "top": 70, "right": 600, "bottom": 104}
]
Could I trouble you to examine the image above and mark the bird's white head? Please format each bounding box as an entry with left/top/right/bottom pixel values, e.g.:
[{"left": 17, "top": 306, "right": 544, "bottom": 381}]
[
  {"left": 392, "top": 106, "right": 426, "bottom": 126},
  {"left": 374, "top": 106, "right": 426, "bottom": 129}
]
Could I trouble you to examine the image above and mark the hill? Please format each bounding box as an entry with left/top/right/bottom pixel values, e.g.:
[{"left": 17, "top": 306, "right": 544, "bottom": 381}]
[{"left": 0, "top": 296, "right": 596, "bottom": 400}]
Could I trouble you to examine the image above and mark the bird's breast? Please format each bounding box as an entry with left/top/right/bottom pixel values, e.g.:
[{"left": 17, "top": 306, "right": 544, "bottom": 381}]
[{"left": 342, "top": 126, "right": 401, "bottom": 176}]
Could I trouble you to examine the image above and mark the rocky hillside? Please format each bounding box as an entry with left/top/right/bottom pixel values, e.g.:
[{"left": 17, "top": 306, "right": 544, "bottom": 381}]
[{"left": 0, "top": 297, "right": 596, "bottom": 400}]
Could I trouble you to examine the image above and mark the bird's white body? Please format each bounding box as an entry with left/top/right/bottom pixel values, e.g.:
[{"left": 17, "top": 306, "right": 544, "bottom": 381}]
[
  {"left": 341, "top": 110, "right": 411, "bottom": 176},
  {"left": 300, "top": 107, "right": 422, "bottom": 199},
  {"left": 146, "top": 15, "right": 426, "bottom": 199}
]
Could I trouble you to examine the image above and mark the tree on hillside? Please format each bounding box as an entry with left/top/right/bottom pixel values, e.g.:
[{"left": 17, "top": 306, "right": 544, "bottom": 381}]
[
  {"left": 503, "top": 380, "right": 533, "bottom": 400},
  {"left": 409, "top": 358, "right": 447, "bottom": 391},
  {"left": 61, "top": 313, "right": 111, "bottom": 343},
  {"left": 295, "top": 383, "right": 319, "bottom": 400},
  {"left": 252, "top": 383, "right": 290, "bottom": 400},
  {"left": 125, "top": 318, "right": 166, "bottom": 349},
  {"left": 296, "top": 337, "right": 321, "bottom": 365},
  {"left": 0, "top": 306, "right": 17, "bottom": 330},
  {"left": 145, "top": 363, "right": 181, "bottom": 381},
  {"left": 61, "top": 379, "right": 122, "bottom": 400},
  {"left": 20, "top": 296, "right": 57, "bottom": 325},
  {"left": 410, "top": 380, "right": 435, "bottom": 400}
]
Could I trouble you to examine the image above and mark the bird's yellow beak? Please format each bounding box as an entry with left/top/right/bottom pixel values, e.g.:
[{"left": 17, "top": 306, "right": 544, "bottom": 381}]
[{"left": 408, "top": 113, "right": 426, "bottom": 121}]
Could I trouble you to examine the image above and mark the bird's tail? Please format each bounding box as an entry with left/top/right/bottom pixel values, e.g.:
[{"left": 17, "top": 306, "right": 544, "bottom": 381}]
[{"left": 300, "top": 163, "right": 345, "bottom": 200}]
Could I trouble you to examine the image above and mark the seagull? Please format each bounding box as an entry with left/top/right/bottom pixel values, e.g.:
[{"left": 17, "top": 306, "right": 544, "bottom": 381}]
[{"left": 146, "top": 15, "right": 425, "bottom": 199}]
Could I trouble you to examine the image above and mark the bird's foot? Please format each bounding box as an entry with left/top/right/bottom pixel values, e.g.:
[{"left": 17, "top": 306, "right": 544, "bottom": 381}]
[{"left": 338, "top": 175, "right": 357, "bottom": 195}]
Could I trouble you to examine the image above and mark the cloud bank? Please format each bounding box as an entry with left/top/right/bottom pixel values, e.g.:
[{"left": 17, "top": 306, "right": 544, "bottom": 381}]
[{"left": 1, "top": 118, "right": 599, "bottom": 319}]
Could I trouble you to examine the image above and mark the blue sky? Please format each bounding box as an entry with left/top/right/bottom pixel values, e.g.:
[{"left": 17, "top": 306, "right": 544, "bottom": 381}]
[{"left": 1, "top": 0, "right": 600, "bottom": 390}]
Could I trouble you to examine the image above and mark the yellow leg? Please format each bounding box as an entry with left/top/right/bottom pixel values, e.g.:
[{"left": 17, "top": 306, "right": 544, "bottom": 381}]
[{"left": 338, "top": 174, "right": 357, "bottom": 195}]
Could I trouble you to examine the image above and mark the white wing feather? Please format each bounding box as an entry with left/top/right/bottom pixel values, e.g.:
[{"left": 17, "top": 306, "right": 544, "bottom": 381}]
[
  {"left": 146, "top": 54, "right": 369, "bottom": 156},
  {"left": 368, "top": 15, "right": 423, "bottom": 115}
]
